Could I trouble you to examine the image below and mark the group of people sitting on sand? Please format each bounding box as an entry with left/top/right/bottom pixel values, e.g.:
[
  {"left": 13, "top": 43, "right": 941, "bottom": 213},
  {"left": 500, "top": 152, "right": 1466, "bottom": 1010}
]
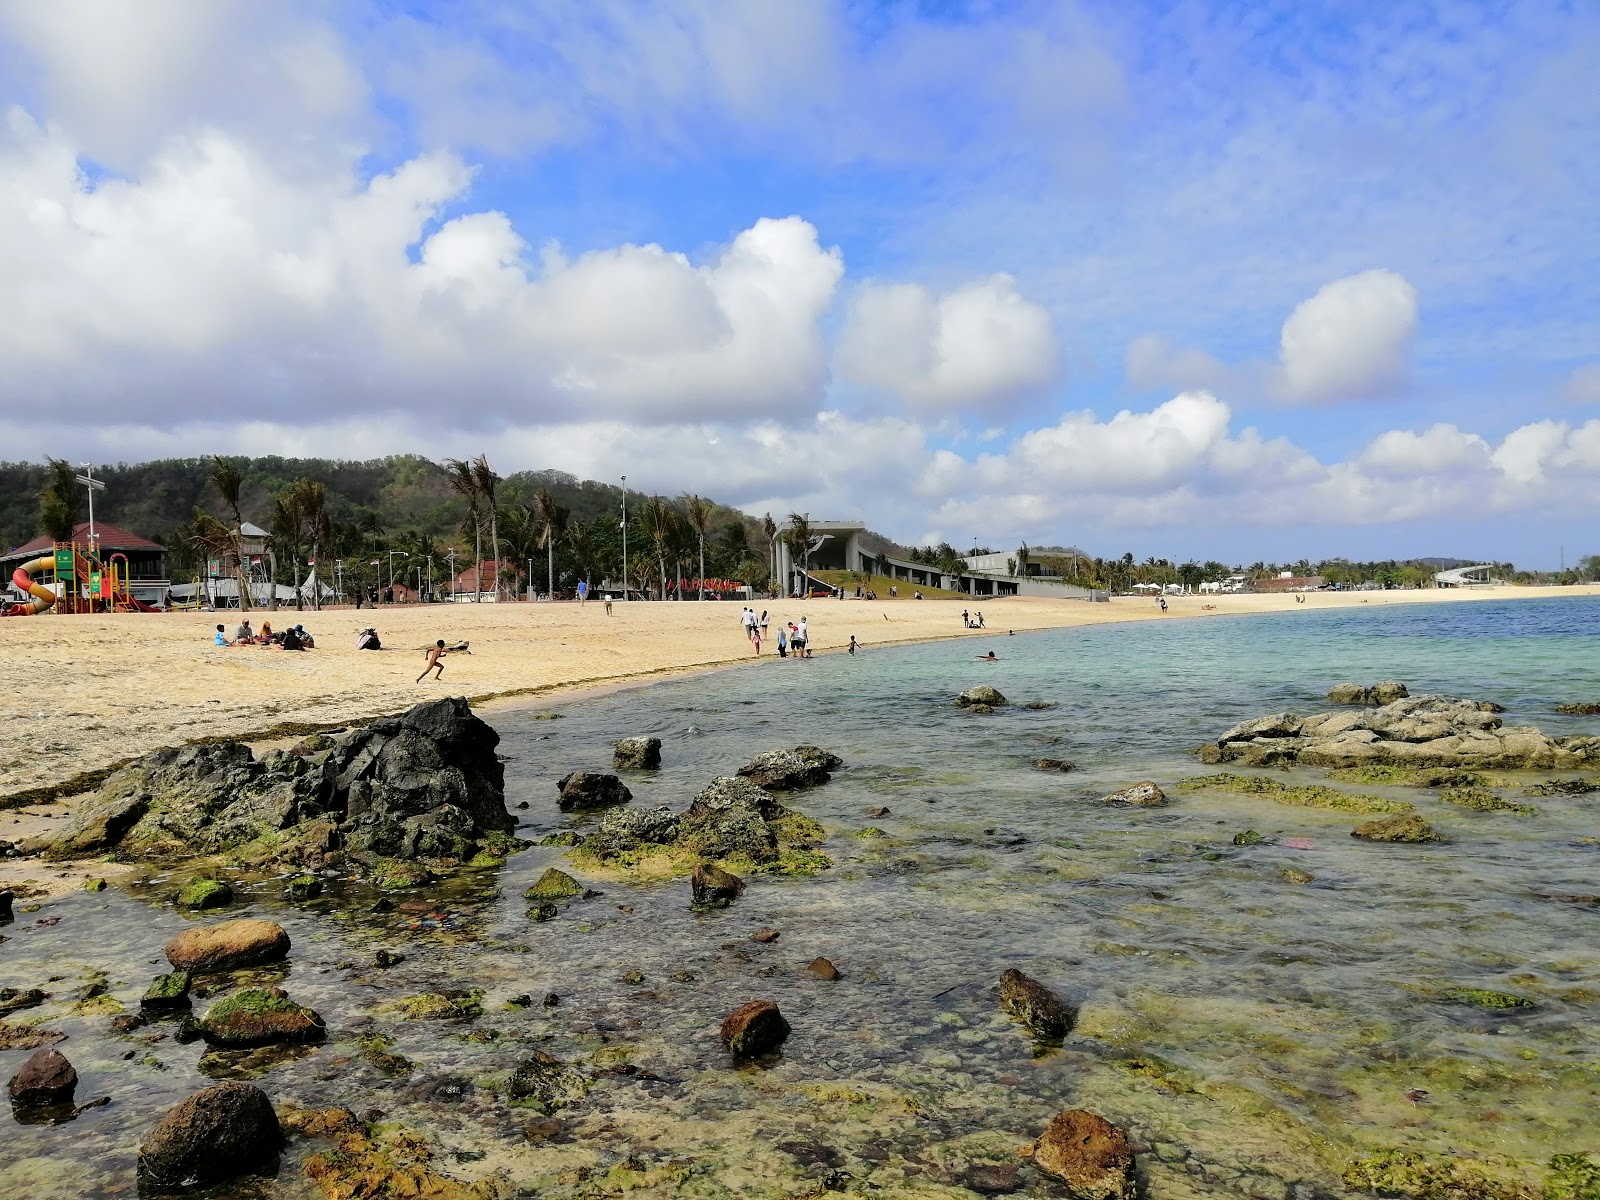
[{"left": 213, "top": 618, "right": 314, "bottom": 650}]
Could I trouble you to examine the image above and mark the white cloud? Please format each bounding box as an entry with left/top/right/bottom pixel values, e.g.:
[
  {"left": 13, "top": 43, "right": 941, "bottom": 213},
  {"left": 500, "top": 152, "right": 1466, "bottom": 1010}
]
[
  {"left": 1360, "top": 424, "right": 1492, "bottom": 476},
  {"left": 1279, "top": 269, "right": 1419, "bottom": 403},
  {"left": 836, "top": 274, "right": 1058, "bottom": 412}
]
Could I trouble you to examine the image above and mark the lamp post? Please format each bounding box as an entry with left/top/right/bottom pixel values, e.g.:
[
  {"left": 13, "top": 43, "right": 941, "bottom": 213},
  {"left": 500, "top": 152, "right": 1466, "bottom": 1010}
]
[
  {"left": 425, "top": 555, "right": 433, "bottom": 603},
  {"left": 387, "top": 550, "right": 409, "bottom": 599},
  {"left": 445, "top": 550, "right": 457, "bottom": 602},
  {"left": 620, "top": 475, "right": 628, "bottom": 601},
  {"left": 334, "top": 560, "right": 343, "bottom": 605}
]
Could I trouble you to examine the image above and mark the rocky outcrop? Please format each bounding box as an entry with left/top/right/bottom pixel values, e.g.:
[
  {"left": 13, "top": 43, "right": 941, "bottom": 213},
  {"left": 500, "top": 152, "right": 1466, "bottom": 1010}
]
[
  {"left": 721, "top": 1000, "right": 791, "bottom": 1059},
  {"left": 579, "top": 807, "right": 682, "bottom": 859},
  {"left": 1100, "top": 782, "right": 1166, "bottom": 807},
  {"left": 1032, "top": 1109, "right": 1136, "bottom": 1200},
  {"left": 137, "top": 1081, "right": 283, "bottom": 1192},
  {"left": 677, "top": 778, "right": 785, "bottom": 863},
  {"left": 508, "top": 1051, "right": 589, "bottom": 1112},
  {"left": 1328, "top": 681, "right": 1410, "bottom": 706},
  {"left": 691, "top": 863, "right": 746, "bottom": 908},
  {"left": 8, "top": 1047, "right": 76, "bottom": 1109},
  {"left": 613, "top": 736, "right": 662, "bottom": 770},
  {"left": 165, "top": 919, "right": 290, "bottom": 974},
  {"left": 736, "top": 746, "right": 842, "bottom": 791},
  {"left": 1556, "top": 702, "right": 1600, "bottom": 715},
  {"left": 556, "top": 771, "right": 633, "bottom": 811},
  {"left": 1204, "top": 695, "right": 1599, "bottom": 770},
  {"left": 999, "top": 968, "right": 1074, "bottom": 1038},
  {"left": 1352, "top": 815, "right": 1440, "bottom": 843},
  {"left": 40, "top": 698, "right": 512, "bottom": 866},
  {"left": 198, "top": 988, "right": 325, "bottom": 1047},
  {"left": 957, "top": 686, "right": 1008, "bottom": 708}
]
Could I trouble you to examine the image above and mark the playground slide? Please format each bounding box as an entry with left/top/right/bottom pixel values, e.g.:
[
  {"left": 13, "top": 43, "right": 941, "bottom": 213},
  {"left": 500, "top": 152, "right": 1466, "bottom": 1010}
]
[{"left": 5, "top": 556, "right": 58, "bottom": 616}]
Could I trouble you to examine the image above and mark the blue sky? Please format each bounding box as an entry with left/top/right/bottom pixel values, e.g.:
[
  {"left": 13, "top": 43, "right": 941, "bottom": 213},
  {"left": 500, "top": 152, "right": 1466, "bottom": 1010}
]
[{"left": 1, "top": 1, "right": 1597, "bottom": 565}]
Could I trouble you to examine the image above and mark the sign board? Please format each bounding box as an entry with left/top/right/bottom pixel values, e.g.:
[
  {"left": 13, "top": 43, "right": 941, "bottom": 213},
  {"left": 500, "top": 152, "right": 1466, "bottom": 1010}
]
[
  {"left": 54, "top": 548, "right": 74, "bottom": 581},
  {"left": 90, "top": 571, "right": 104, "bottom": 597},
  {"left": 207, "top": 557, "right": 222, "bottom": 578}
]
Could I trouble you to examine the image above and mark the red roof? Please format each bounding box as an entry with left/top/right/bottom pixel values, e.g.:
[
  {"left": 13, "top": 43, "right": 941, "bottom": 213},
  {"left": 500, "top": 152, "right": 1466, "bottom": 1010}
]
[
  {"left": 450, "top": 559, "right": 522, "bottom": 589},
  {"left": 5, "top": 521, "right": 165, "bottom": 560}
]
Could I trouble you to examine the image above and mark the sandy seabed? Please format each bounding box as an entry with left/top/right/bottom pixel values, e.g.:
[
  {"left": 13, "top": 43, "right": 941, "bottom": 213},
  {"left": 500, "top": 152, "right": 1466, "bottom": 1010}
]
[{"left": 2, "top": 584, "right": 1596, "bottom": 896}]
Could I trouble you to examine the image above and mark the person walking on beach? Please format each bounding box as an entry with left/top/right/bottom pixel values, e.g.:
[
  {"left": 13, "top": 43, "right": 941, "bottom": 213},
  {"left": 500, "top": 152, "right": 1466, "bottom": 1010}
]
[
  {"left": 417, "top": 640, "right": 448, "bottom": 683},
  {"left": 794, "top": 616, "right": 810, "bottom": 658},
  {"left": 848, "top": 635, "right": 859, "bottom": 655},
  {"left": 577, "top": 580, "right": 588, "bottom": 604},
  {"left": 752, "top": 624, "right": 763, "bottom": 655},
  {"left": 777, "top": 626, "right": 788, "bottom": 658},
  {"left": 759, "top": 610, "right": 770, "bottom": 640}
]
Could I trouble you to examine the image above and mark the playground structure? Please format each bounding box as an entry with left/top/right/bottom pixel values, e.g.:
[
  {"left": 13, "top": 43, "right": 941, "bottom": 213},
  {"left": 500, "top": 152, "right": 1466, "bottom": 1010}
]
[{"left": 4, "top": 541, "right": 161, "bottom": 616}]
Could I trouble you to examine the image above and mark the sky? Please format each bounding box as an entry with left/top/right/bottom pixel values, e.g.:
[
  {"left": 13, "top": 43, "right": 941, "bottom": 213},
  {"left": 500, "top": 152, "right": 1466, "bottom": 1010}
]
[{"left": 1, "top": 0, "right": 1597, "bottom": 567}]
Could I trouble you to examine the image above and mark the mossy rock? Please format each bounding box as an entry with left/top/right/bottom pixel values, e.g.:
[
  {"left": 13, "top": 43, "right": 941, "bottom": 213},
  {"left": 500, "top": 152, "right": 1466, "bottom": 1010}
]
[
  {"left": 386, "top": 989, "right": 483, "bottom": 1020},
  {"left": 1232, "top": 830, "right": 1269, "bottom": 846},
  {"left": 1545, "top": 1154, "right": 1600, "bottom": 1200},
  {"left": 524, "top": 868, "right": 584, "bottom": 901},
  {"left": 284, "top": 875, "right": 323, "bottom": 900},
  {"left": 1441, "top": 787, "right": 1535, "bottom": 814},
  {"left": 537, "top": 832, "right": 584, "bottom": 847},
  {"left": 368, "top": 859, "right": 436, "bottom": 890},
  {"left": 1352, "top": 814, "right": 1440, "bottom": 843},
  {"left": 304, "top": 1127, "right": 496, "bottom": 1200},
  {"left": 853, "top": 827, "right": 889, "bottom": 839},
  {"left": 1442, "top": 987, "right": 1535, "bottom": 1011},
  {"left": 199, "top": 987, "right": 325, "bottom": 1047},
  {"left": 1342, "top": 1149, "right": 1537, "bottom": 1200},
  {"left": 177, "top": 878, "right": 234, "bottom": 910},
  {"left": 141, "top": 971, "right": 192, "bottom": 1013},
  {"left": 1180, "top": 773, "right": 1411, "bottom": 814}
]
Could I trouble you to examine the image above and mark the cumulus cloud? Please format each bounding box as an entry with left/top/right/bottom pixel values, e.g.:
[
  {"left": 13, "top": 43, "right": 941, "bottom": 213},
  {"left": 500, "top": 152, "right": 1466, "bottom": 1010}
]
[
  {"left": 1279, "top": 269, "right": 1419, "bottom": 403},
  {"left": 836, "top": 274, "right": 1058, "bottom": 412},
  {"left": 1360, "top": 424, "right": 1492, "bottom": 476}
]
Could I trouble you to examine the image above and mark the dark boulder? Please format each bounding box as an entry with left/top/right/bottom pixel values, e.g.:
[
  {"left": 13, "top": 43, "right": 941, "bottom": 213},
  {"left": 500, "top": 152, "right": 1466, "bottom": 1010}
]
[
  {"left": 679, "top": 778, "right": 783, "bottom": 862},
  {"left": 142, "top": 972, "right": 193, "bottom": 1013},
  {"left": 1033, "top": 1109, "right": 1136, "bottom": 1200},
  {"left": 556, "top": 771, "right": 633, "bottom": 812},
  {"left": 580, "top": 806, "right": 682, "bottom": 859},
  {"left": 720, "top": 1000, "right": 791, "bottom": 1059},
  {"left": 613, "top": 737, "right": 663, "bottom": 770},
  {"left": 8, "top": 1047, "right": 76, "bottom": 1109},
  {"left": 736, "top": 747, "right": 840, "bottom": 791},
  {"left": 999, "top": 968, "right": 1074, "bottom": 1038},
  {"left": 957, "top": 686, "right": 1008, "bottom": 708},
  {"left": 137, "top": 1081, "right": 283, "bottom": 1192},
  {"left": 691, "top": 863, "right": 746, "bottom": 909}
]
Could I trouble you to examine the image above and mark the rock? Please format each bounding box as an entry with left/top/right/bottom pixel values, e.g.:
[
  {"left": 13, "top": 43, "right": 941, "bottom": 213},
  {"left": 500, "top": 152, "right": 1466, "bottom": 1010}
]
[
  {"left": 957, "top": 685, "right": 1009, "bottom": 708},
  {"left": 528, "top": 902, "right": 559, "bottom": 922},
  {"left": 83, "top": 877, "right": 107, "bottom": 892},
  {"left": 556, "top": 771, "right": 632, "bottom": 811},
  {"left": 613, "top": 736, "right": 663, "bottom": 770},
  {"left": 508, "top": 1051, "right": 589, "bottom": 1112},
  {"left": 369, "top": 858, "right": 435, "bottom": 889},
  {"left": 177, "top": 879, "right": 234, "bottom": 910},
  {"left": 1555, "top": 702, "right": 1600, "bottom": 715},
  {"left": 1328, "top": 682, "right": 1410, "bottom": 705},
  {"left": 284, "top": 875, "right": 322, "bottom": 900},
  {"left": 867, "top": 807, "right": 890, "bottom": 818},
  {"left": 7, "top": 1047, "right": 76, "bottom": 1109},
  {"left": 0, "top": 987, "right": 46, "bottom": 1015},
  {"left": 580, "top": 806, "right": 681, "bottom": 859},
  {"left": 1352, "top": 815, "right": 1440, "bottom": 843},
  {"left": 141, "top": 972, "right": 193, "bottom": 1013},
  {"left": 137, "top": 1081, "right": 283, "bottom": 1192},
  {"left": 736, "top": 746, "right": 839, "bottom": 791},
  {"left": 965, "top": 1163, "right": 1022, "bottom": 1194},
  {"left": 1034, "top": 758, "right": 1077, "bottom": 772},
  {"left": 807, "top": 957, "right": 841, "bottom": 981},
  {"left": 679, "top": 778, "right": 783, "bottom": 862},
  {"left": 1101, "top": 781, "right": 1167, "bottom": 807},
  {"left": 1218, "top": 713, "right": 1302, "bottom": 744},
  {"left": 165, "top": 918, "right": 290, "bottom": 974},
  {"left": 524, "top": 867, "right": 585, "bottom": 901},
  {"left": 1032, "top": 1109, "right": 1136, "bottom": 1200},
  {"left": 198, "top": 987, "right": 326, "bottom": 1047},
  {"left": 1282, "top": 868, "right": 1315, "bottom": 884},
  {"left": 0, "top": 890, "right": 10, "bottom": 920},
  {"left": 691, "top": 863, "right": 746, "bottom": 909},
  {"left": 689, "top": 776, "right": 787, "bottom": 821},
  {"left": 44, "top": 696, "right": 511, "bottom": 867},
  {"left": 751, "top": 928, "right": 781, "bottom": 943},
  {"left": 374, "top": 949, "right": 405, "bottom": 968},
  {"left": 999, "top": 968, "right": 1074, "bottom": 1037},
  {"left": 720, "top": 1000, "right": 791, "bottom": 1059}
]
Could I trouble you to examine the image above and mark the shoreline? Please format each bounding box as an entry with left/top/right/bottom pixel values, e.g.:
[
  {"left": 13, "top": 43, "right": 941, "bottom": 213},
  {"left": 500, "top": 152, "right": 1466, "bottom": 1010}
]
[{"left": 3, "top": 584, "right": 1598, "bottom": 901}]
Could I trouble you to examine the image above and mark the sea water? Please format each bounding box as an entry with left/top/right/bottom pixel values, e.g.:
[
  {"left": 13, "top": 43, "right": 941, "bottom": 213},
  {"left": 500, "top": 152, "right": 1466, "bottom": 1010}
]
[{"left": 2, "top": 596, "right": 1597, "bottom": 1198}]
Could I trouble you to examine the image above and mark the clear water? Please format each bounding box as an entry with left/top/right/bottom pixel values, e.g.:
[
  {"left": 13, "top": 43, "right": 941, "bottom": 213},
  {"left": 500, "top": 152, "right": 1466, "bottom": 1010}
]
[{"left": 4, "top": 597, "right": 1598, "bottom": 1199}]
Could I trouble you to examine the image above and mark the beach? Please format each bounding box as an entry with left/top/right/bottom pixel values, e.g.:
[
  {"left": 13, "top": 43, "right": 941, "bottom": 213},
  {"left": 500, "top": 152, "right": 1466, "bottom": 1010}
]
[{"left": 5, "top": 584, "right": 1598, "bottom": 807}]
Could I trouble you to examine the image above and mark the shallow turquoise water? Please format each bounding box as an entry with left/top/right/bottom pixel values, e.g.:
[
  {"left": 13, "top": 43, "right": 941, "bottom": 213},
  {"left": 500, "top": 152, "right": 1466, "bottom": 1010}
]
[{"left": 3, "top": 596, "right": 1598, "bottom": 1198}]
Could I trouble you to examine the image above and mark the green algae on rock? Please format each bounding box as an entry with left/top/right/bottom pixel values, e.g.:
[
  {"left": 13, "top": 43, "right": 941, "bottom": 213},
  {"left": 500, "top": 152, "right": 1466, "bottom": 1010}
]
[
  {"left": 1441, "top": 787, "right": 1536, "bottom": 814},
  {"left": 523, "top": 867, "right": 584, "bottom": 901},
  {"left": 303, "top": 1124, "right": 496, "bottom": 1200},
  {"left": 507, "top": 1050, "right": 589, "bottom": 1112},
  {"left": 177, "top": 878, "right": 234, "bottom": 910},
  {"left": 1180, "top": 773, "right": 1412, "bottom": 814},
  {"left": 1544, "top": 1153, "right": 1600, "bottom": 1200},
  {"left": 1442, "top": 987, "right": 1536, "bottom": 1011},
  {"left": 998, "top": 967, "right": 1075, "bottom": 1039},
  {"left": 199, "top": 987, "right": 326, "bottom": 1047},
  {"left": 1341, "top": 1149, "right": 1538, "bottom": 1200},
  {"left": 368, "top": 858, "right": 436, "bottom": 890},
  {"left": 386, "top": 989, "right": 484, "bottom": 1020},
  {"left": 1352, "top": 814, "right": 1441, "bottom": 843},
  {"left": 141, "top": 971, "right": 192, "bottom": 1013}
]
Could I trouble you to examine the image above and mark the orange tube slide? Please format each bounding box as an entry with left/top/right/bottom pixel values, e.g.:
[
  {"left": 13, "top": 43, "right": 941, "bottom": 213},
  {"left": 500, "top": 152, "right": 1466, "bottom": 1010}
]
[{"left": 5, "top": 555, "right": 58, "bottom": 616}]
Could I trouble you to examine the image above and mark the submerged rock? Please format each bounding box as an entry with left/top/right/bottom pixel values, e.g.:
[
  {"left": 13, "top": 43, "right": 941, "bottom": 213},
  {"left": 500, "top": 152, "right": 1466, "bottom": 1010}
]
[
  {"left": 165, "top": 918, "right": 290, "bottom": 974},
  {"left": 1034, "top": 758, "right": 1077, "bottom": 772},
  {"left": 508, "top": 1051, "right": 589, "bottom": 1112},
  {"left": 137, "top": 1081, "right": 283, "bottom": 1192},
  {"left": 691, "top": 863, "right": 746, "bottom": 909},
  {"left": 7, "top": 1047, "right": 76, "bottom": 1109},
  {"left": 524, "top": 868, "right": 585, "bottom": 901},
  {"left": 999, "top": 968, "right": 1074, "bottom": 1038},
  {"left": 736, "top": 746, "right": 840, "bottom": 791},
  {"left": 613, "top": 736, "right": 663, "bottom": 770},
  {"left": 198, "top": 987, "right": 325, "bottom": 1047},
  {"left": 721, "top": 1000, "right": 791, "bottom": 1059},
  {"left": 141, "top": 972, "right": 193, "bottom": 1013},
  {"left": 1032, "top": 1109, "right": 1136, "bottom": 1200},
  {"left": 957, "top": 685, "right": 1009, "bottom": 708},
  {"left": 42, "top": 697, "right": 511, "bottom": 867},
  {"left": 1328, "top": 681, "right": 1410, "bottom": 705},
  {"left": 807, "top": 957, "right": 841, "bottom": 981},
  {"left": 556, "top": 771, "right": 633, "bottom": 811},
  {"left": 1352, "top": 814, "right": 1440, "bottom": 843},
  {"left": 1101, "top": 781, "right": 1167, "bottom": 807},
  {"left": 1555, "top": 702, "right": 1600, "bottom": 715},
  {"left": 177, "top": 879, "right": 234, "bottom": 910}
]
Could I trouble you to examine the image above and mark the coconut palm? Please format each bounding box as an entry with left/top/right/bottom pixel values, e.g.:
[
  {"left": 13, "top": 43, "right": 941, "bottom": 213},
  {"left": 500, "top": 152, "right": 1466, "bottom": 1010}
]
[
  {"left": 683, "top": 495, "right": 713, "bottom": 600},
  {"left": 473, "top": 455, "right": 501, "bottom": 598},
  {"left": 534, "top": 487, "right": 565, "bottom": 599},
  {"left": 271, "top": 489, "right": 307, "bottom": 611},
  {"left": 565, "top": 520, "right": 598, "bottom": 591},
  {"left": 208, "top": 456, "right": 251, "bottom": 610},
  {"left": 784, "top": 512, "right": 812, "bottom": 590},
  {"left": 38, "top": 458, "right": 80, "bottom": 543},
  {"left": 641, "top": 496, "right": 676, "bottom": 600},
  {"left": 444, "top": 458, "right": 482, "bottom": 600}
]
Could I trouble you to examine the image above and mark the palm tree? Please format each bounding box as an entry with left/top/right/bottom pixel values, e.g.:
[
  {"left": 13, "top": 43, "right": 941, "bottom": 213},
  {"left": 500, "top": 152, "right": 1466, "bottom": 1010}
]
[
  {"left": 641, "top": 497, "right": 677, "bottom": 601},
  {"left": 271, "top": 488, "right": 307, "bottom": 611},
  {"left": 473, "top": 455, "right": 501, "bottom": 598},
  {"left": 785, "top": 512, "right": 812, "bottom": 591},
  {"left": 208, "top": 456, "right": 251, "bottom": 611},
  {"left": 299, "top": 481, "right": 331, "bottom": 609},
  {"left": 534, "top": 487, "right": 564, "bottom": 599},
  {"left": 38, "top": 458, "right": 80, "bottom": 543},
  {"left": 684, "top": 494, "right": 713, "bottom": 600},
  {"left": 761, "top": 512, "right": 777, "bottom": 595},
  {"left": 566, "top": 520, "right": 598, "bottom": 591},
  {"left": 444, "top": 459, "right": 482, "bottom": 600}
]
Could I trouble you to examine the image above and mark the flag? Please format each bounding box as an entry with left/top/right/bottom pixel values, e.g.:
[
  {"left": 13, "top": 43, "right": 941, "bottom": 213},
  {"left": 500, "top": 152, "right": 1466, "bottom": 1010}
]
[
  {"left": 306, "top": 558, "right": 316, "bottom": 566},
  {"left": 369, "top": 559, "right": 380, "bottom": 566}
]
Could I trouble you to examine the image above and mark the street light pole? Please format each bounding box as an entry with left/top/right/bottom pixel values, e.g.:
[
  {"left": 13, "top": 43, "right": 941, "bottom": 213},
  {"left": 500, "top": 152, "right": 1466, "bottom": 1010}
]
[
  {"left": 425, "top": 555, "right": 433, "bottom": 603},
  {"left": 445, "top": 550, "right": 457, "bottom": 602},
  {"left": 387, "top": 551, "right": 409, "bottom": 598}
]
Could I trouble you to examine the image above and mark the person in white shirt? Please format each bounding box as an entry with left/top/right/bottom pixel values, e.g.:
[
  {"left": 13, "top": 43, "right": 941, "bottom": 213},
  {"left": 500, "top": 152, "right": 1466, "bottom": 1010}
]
[{"left": 794, "top": 616, "right": 810, "bottom": 657}]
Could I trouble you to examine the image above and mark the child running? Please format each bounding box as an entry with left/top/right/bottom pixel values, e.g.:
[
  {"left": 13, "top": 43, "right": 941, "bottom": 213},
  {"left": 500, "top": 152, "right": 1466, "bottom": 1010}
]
[{"left": 416, "top": 640, "right": 448, "bottom": 683}]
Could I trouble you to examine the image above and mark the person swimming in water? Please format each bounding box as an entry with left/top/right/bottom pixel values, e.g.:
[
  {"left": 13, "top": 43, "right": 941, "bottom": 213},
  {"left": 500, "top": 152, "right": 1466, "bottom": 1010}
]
[{"left": 974, "top": 651, "right": 997, "bottom": 660}]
